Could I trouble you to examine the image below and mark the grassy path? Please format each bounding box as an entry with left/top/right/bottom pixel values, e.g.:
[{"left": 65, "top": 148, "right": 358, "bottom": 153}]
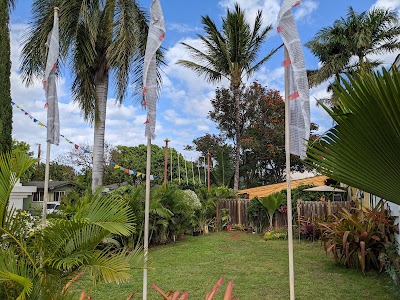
[{"left": 87, "top": 232, "right": 396, "bottom": 299}]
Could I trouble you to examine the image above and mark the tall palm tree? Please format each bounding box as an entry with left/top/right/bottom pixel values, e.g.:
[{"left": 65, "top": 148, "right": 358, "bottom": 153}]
[
  {"left": 0, "top": 0, "right": 15, "bottom": 154},
  {"left": 20, "top": 0, "right": 160, "bottom": 191},
  {"left": 306, "top": 6, "right": 400, "bottom": 106},
  {"left": 177, "top": 3, "right": 280, "bottom": 191}
]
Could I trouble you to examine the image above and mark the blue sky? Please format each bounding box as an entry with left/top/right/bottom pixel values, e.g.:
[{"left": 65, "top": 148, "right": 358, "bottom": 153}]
[{"left": 9, "top": 0, "right": 400, "bottom": 163}]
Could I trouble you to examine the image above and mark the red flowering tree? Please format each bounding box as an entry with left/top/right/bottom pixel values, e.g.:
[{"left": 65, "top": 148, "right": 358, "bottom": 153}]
[{"left": 240, "top": 82, "right": 318, "bottom": 186}]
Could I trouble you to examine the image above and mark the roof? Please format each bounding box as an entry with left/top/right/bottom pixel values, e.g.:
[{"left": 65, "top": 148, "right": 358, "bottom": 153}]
[
  {"left": 104, "top": 182, "right": 130, "bottom": 190},
  {"left": 23, "top": 181, "right": 77, "bottom": 190},
  {"left": 239, "top": 175, "right": 329, "bottom": 199}
]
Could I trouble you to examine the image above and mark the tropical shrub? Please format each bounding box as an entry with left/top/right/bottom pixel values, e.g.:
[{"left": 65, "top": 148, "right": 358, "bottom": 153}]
[
  {"left": 247, "top": 198, "right": 267, "bottom": 233},
  {"left": 264, "top": 229, "right": 288, "bottom": 241},
  {"left": 257, "top": 192, "right": 285, "bottom": 230},
  {"left": 0, "top": 151, "right": 142, "bottom": 299},
  {"left": 318, "top": 202, "right": 399, "bottom": 272}
]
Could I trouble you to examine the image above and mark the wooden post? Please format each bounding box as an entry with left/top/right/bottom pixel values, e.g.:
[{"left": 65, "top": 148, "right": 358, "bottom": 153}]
[{"left": 163, "top": 138, "right": 169, "bottom": 188}]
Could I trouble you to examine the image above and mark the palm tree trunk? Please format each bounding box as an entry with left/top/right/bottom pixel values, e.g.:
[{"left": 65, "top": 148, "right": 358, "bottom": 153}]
[
  {"left": 0, "top": 0, "right": 12, "bottom": 154},
  {"left": 92, "top": 74, "right": 109, "bottom": 191},
  {"left": 233, "top": 86, "right": 241, "bottom": 192}
]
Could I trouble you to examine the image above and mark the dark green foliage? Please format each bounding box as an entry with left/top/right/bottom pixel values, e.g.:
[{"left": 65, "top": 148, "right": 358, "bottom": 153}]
[
  {"left": 247, "top": 198, "right": 267, "bottom": 233},
  {"left": 306, "top": 6, "right": 400, "bottom": 107},
  {"left": 307, "top": 70, "right": 400, "bottom": 205},
  {"left": 111, "top": 184, "right": 202, "bottom": 245},
  {"left": 0, "top": 0, "right": 13, "bottom": 154},
  {"left": 318, "top": 202, "right": 399, "bottom": 273}
]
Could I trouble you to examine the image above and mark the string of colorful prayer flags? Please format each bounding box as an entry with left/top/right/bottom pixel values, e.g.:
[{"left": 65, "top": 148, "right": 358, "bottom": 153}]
[{"left": 11, "top": 101, "right": 156, "bottom": 179}]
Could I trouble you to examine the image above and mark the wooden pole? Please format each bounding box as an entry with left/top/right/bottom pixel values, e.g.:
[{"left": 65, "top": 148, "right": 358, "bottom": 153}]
[
  {"left": 284, "top": 46, "right": 295, "bottom": 300},
  {"left": 42, "top": 141, "right": 51, "bottom": 225},
  {"left": 170, "top": 147, "right": 173, "bottom": 182},
  {"left": 143, "top": 137, "right": 152, "bottom": 300},
  {"left": 207, "top": 151, "right": 211, "bottom": 193},
  {"left": 163, "top": 138, "right": 169, "bottom": 188}
]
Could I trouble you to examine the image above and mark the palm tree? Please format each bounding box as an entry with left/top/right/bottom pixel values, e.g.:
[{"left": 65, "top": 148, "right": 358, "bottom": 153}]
[
  {"left": 307, "top": 69, "right": 400, "bottom": 205},
  {"left": 306, "top": 6, "right": 400, "bottom": 106},
  {"left": 177, "top": 3, "right": 280, "bottom": 191},
  {"left": 0, "top": 0, "right": 15, "bottom": 154},
  {"left": 20, "top": 0, "right": 161, "bottom": 191},
  {"left": 258, "top": 192, "right": 285, "bottom": 230},
  {"left": 0, "top": 150, "right": 142, "bottom": 299}
]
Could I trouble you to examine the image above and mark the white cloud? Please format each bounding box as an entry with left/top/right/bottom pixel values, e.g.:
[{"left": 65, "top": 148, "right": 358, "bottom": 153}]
[
  {"left": 218, "top": 0, "right": 318, "bottom": 28},
  {"left": 372, "top": 0, "right": 400, "bottom": 10},
  {"left": 293, "top": 1, "right": 319, "bottom": 22},
  {"left": 168, "top": 23, "right": 202, "bottom": 33}
]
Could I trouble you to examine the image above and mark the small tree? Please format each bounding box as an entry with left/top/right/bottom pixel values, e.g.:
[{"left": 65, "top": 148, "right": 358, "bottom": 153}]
[{"left": 258, "top": 192, "right": 285, "bottom": 230}]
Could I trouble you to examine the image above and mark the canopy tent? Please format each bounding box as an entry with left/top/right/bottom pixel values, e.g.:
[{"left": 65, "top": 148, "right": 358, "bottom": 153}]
[{"left": 304, "top": 186, "right": 346, "bottom": 193}]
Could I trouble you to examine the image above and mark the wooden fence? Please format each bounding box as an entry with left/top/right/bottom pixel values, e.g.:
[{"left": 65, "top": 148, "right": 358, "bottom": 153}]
[{"left": 217, "top": 199, "right": 354, "bottom": 232}]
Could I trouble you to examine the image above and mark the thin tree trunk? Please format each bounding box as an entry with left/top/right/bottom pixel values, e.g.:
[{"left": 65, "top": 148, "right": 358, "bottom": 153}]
[{"left": 92, "top": 74, "right": 109, "bottom": 191}]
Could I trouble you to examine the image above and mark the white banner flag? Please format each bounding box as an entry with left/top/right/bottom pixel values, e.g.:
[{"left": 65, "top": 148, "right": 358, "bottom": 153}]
[
  {"left": 143, "top": 0, "right": 165, "bottom": 140},
  {"left": 44, "top": 8, "right": 60, "bottom": 146},
  {"left": 278, "top": 0, "right": 310, "bottom": 159}
]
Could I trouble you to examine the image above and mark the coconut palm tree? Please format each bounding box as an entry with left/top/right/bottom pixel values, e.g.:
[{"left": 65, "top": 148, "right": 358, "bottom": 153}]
[
  {"left": 307, "top": 69, "right": 400, "bottom": 205},
  {"left": 20, "top": 0, "right": 161, "bottom": 191},
  {"left": 0, "top": 0, "right": 15, "bottom": 154},
  {"left": 306, "top": 6, "right": 400, "bottom": 106},
  {"left": 177, "top": 3, "right": 280, "bottom": 191}
]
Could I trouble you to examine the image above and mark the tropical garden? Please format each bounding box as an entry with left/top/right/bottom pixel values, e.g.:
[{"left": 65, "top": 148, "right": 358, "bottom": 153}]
[{"left": 1, "top": 1, "right": 400, "bottom": 299}]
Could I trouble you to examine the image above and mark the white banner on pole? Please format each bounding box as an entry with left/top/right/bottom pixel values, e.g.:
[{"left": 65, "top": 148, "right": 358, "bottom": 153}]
[
  {"left": 278, "top": 0, "right": 310, "bottom": 159},
  {"left": 143, "top": 0, "right": 165, "bottom": 140}
]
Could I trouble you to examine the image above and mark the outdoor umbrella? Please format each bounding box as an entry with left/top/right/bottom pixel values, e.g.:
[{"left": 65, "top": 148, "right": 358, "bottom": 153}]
[{"left": 304, "top": 186, "right": 346, "bottom": 192}]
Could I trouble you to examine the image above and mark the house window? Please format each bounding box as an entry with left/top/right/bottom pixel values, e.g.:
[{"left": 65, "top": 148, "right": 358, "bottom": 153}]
[
  {"left": 33, "top": 191, "right": 44, "bottom": 202},
  {"left": 54, "top": 191, "right": 65, "bottom": 202}
]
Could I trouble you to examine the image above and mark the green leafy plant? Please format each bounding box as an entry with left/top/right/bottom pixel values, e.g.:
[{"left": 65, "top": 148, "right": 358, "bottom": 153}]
[
  {"left": 0, "top": 151, "right": 143, "bottom": 299},
  {"left": 257, "top": 192, "right": 285, "bottom": 230},
  {"left": 264, "top": 229, "right": 287, "bottom": 241},
  {"left": 318, "top": 202, "right": 399, "bottom": 272}
]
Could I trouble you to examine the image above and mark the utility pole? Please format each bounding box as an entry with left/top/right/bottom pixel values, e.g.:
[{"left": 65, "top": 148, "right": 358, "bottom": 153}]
[{"left": 163, "top": 138, "right": 170, "bottom": 188}]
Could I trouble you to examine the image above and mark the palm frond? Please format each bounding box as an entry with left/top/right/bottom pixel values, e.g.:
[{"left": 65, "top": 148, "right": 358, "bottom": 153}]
[
  {"left": 85, "top": 247, "right": 142, "bottom": 285},
  {"left": 307, "top": 69, "right": 400, "bottom": 204}
]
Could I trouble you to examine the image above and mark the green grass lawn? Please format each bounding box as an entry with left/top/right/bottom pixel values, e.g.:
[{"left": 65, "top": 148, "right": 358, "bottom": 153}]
[{"left": 83, "top": 232, "right": 397, "bottom": 299}]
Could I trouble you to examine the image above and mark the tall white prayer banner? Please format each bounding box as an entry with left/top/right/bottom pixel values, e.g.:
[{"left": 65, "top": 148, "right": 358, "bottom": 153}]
[
  {"left": 278, "top": 0, "right": 310, "bottom": 159},
  {"left": 44, "top": 7, "right": 60, "bottom": 145},
  {"left": 143, "top": 0, "right": 165, "bottom": 139}
]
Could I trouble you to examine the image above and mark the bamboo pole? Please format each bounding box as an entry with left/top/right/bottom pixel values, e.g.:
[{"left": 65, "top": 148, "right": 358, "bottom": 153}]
[
  {"left": 207, "top": 151, "right": 211, "bottom": 192},
  {"left": 163, "top": 138, "right": 169, "bottom": 188},
  {"left": 143, "top": 137, "right": 152, "bottom": 300},
  {"left": 42, "top": 142, "right": 51, "bottom": 225},
  {"left": 284, "top": 46, "right": 295, "bottom": 300}
]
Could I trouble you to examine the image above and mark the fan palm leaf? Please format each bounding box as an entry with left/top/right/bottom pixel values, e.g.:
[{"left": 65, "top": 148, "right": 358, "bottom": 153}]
[
  {"left": 258, "top": 192, "right": 285, "bottom": 230},
  {"left": 307, "top": 69, "right": 400, "bottom": 204}
]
